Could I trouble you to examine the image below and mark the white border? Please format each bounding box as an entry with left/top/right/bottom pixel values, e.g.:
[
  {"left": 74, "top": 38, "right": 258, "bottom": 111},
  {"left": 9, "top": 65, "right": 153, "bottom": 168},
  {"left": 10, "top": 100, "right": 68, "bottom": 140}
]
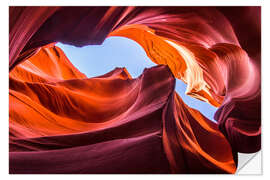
[{"left": 2, "top": 0, "right": 268, "bottom": 179}]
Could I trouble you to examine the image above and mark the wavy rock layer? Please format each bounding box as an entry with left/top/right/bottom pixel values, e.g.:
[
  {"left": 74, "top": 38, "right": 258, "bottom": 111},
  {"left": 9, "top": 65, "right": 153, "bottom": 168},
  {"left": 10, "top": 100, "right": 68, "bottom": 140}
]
[
  {"left": 9, "top": 7, "right": 260, "bottom": 174},
  {"left": 10, "top": 45, "right": 235, "bottom": 173}
]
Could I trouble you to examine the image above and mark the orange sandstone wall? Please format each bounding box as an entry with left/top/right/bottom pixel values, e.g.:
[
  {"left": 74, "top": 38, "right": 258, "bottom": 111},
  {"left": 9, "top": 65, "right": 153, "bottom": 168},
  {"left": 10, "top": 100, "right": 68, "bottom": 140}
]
[{"left": 9, "top": 7, "right": 260, "bottom": 173}]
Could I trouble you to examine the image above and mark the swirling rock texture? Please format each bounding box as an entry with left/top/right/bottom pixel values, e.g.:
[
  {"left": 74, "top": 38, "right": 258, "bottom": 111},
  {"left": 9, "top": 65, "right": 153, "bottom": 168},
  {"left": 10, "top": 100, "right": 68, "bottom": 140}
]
[{"left": 9, "top": 6, "right": 261, "bottom": 174}]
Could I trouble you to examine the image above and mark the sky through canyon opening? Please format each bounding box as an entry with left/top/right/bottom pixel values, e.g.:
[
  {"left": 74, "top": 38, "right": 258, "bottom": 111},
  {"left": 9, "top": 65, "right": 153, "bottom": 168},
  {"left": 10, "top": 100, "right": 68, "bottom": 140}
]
[{"left": 56, "top": 36, "right": 217, "bottom": 120}]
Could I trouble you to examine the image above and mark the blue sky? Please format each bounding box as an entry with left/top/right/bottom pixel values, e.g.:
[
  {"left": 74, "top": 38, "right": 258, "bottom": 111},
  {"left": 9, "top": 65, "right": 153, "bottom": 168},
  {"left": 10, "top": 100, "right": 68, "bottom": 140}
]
[{"left": 56, "top": 37, "right": 217, "bottom": 121}]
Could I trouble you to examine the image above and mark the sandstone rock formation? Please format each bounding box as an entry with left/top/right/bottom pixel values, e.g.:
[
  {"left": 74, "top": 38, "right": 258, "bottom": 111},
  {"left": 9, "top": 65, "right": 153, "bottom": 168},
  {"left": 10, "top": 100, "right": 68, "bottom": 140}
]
[{"left": 9, "top": 7, "right": 261, "bottom": 174}]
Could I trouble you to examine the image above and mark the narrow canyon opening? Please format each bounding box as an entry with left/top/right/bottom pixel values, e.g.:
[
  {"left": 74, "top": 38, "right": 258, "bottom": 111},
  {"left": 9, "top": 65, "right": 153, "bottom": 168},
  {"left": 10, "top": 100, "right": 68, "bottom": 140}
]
[{"left": 56, "top": 36, "right": 217, "bottom": 120}]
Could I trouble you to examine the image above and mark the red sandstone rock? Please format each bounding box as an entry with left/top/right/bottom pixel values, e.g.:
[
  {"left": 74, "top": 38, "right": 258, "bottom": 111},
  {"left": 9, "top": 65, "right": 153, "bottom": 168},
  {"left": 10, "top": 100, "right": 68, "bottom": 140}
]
[{"left": 9, "top": 7, "right": 260, "bottom": 174}]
